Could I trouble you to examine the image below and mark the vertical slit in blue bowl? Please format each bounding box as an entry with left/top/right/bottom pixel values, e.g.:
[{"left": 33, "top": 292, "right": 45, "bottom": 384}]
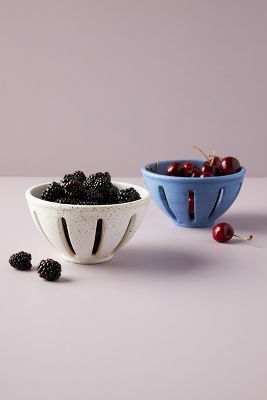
[
  {"left": 208, "top": 188, "right": 224, "bottom": 219},
  {"left": 158, "top": 186, "right": 177, "bottom": 221}
]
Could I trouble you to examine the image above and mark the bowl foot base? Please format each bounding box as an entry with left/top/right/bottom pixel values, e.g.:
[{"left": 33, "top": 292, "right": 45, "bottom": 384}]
[
  {"left": 173, "top": 221, "right": 214, "bottom": 228},
  {"left": 61, "top": 254, "right": 114, "bottom": 265}
]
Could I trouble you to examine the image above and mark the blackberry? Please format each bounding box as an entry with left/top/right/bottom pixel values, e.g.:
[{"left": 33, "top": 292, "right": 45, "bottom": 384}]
[
  {"left": 37, "top": 259, "right": 61, "bottom": 281},
  {"left": 83, "top": 172, "right": 112, "bottom": 191},
  {"left": 61, "top": 171, "right": 86, "bottom": 183},
  {"left": 118, "top": 188, "right": 141, "bottom": 203},
  {"left": 84, "top": 187, "right": 106, "bottom": 204},
  {"left": 55, "top": 197, "right": 79, "bottom": 205},
  {"left": 41, "top": 182, "right": 64, "bottom": 202},
  {"left": 61, "top": 177, "right": 84, "bottom": 199},
  {"left": 105, "top": 184, "right": 119, "bottom": 204},
  {"left": 77, "top": 200, "right": 97, "bottom": 205},
  {"left": 72, "top": 170, "right": 86, "bottom": 182},
  {"left": 9, "top": 251, "right": 32, "bottom": 271}
]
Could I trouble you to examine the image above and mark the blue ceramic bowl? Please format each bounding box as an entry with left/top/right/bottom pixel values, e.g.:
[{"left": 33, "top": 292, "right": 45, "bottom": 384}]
[{"left": 141, "top": 160, "right": 245, "bottom": 227}]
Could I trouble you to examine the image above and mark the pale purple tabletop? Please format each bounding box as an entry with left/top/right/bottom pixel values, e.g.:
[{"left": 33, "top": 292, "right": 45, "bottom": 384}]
[{"left": 0, "top": 177, "right": 267, "bottom": 400}]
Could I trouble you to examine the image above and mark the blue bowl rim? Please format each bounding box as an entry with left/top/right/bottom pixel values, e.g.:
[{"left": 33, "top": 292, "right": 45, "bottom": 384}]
[{"left": 141, "top": 159, "right": 246, "bottom": 182}]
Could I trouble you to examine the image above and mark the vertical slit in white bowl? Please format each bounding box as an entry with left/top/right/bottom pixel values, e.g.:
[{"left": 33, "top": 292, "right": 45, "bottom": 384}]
[
  {"left": 158, "top": 186, "right": 177, "bottom": 221},
  {"left": 33, "top": 211, "right": 55, "bottom": 247},
  {"left": 92, "top": 219, "right": 103, "bottom": 255},
  {"left": 112, "top": 215, "right": 136, "bottom": 253},
  {"left": 208, "top": 188, "right": 224, "bottom": 219},
  {"left": 62, "top": 218, "right": 76, "bottom": 254},
  {"left": 188, "top": 190, "right": 194, "bottom": 220}
]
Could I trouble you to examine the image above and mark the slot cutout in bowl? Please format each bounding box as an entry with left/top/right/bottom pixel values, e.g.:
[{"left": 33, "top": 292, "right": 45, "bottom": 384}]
[
  {"left": 62, "top": 218, "right": 76, "bottom": 254},
  {"left": 208, "top": 188, "right": 224, "bottom": 219},
  {"left": 92, "top": 219, "right": 103, "bottom": 255},
  {"left": 158, "top": 186, "right": 177, "bottom": 221},
  {"left": 113, "top": 215, "right": 136, "bottom": 253},
  {"left": 188, "top": 191, "right": 194, "bottom": 220}
]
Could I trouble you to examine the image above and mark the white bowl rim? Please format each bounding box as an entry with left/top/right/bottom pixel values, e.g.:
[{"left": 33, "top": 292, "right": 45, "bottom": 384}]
[{"left": 25, "top": 180, "right": 150, "bottom": 209}]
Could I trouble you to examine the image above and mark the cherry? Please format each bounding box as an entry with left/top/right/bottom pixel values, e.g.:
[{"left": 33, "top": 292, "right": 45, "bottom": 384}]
[
  {"left": 167, "top": 162, "right": 184, "bottom": 176},
  {"left": 210, "top": 156, "right": 222, "bottom": 169},
  {"left": 200, "top": 162, "right": 213, "bottom": 174},
  {"left": 183, "top": 161, "right": 196, "bottom": 176},
  {"left": 212, "top": 222, "right": 253, "bottom": 243},
  {"left": 200, "top": 162, "right": 220, "bottom": 176},
  {"left": 200, "top": 172, "right": 213, "bottom": 177},
  {"left": 188, "top": 191, "right": 194, "bottom": 218},
  {"left": 190, "top": 167, "right": 201, "bottom": 177},
  {"left": 220, "top": 157, "right": 241, "bottom": 175}
]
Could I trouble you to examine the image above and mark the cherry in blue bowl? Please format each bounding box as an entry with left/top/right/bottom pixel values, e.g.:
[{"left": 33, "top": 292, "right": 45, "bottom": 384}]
[{"left": 141, "top": 159, "right": 245, "bottom": 228}]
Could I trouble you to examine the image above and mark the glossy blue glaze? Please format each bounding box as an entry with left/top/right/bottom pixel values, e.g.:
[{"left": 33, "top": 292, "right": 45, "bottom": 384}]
[{"left": 141, "top": 160, "right": 246, "bottom": 227}]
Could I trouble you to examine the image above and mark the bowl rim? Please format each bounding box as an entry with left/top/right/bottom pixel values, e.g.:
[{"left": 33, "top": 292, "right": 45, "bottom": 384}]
[
  {"left": 141, "top": 159, "right": 246, "bottom": 182},
  {"left": 25, "top": 180, "right": 150, "bottom": 209}
]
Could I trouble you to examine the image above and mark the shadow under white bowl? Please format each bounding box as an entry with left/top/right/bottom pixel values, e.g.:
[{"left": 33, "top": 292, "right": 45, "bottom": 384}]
[{"left": 26, "top": 181, "right": 150, "bottom": 264}]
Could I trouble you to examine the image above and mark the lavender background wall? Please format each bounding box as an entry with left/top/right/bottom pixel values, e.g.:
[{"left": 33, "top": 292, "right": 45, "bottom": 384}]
[{"left": 0, "top": 0, "right": 266, "bottom": 177}]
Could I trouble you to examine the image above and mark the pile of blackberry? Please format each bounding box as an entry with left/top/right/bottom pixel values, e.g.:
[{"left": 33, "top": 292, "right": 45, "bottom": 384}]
[{"left": 41, "top": 171, "right": 141, "bottom": 205}]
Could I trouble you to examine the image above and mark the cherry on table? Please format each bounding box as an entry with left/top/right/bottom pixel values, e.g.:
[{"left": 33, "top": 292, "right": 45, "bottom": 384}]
[{"left": 212, "top": 222, "right": 252, "bottom": 243}]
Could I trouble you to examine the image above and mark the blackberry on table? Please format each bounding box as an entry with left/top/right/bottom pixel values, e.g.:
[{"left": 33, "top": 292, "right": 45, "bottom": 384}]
[
  {"left": 9, "top": 251, "right": 32, "bottom": 271},
  {"left": 37, "top": 259, "right": 61, "bottom": 281},
  {"left": 118, "top": 188, "right": 141, "bottom": 204},
  {"left": 41, "top": 182, "right": 64, "bottom": 202}
]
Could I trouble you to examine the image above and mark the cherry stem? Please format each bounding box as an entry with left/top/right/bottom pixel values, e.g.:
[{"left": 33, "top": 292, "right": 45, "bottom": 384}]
[
  {"left": 208, "top": 154, "right": 223, "bottom": 160},
  {"left": 155, "top": 161, "right": 160, "bottom": 173},
  {"left": 193, "top": 146, "right": 210, "bottom": 161},
  {"left": 233, "top": 233, "right": 253, "bottom": 241},
  {"left": 146, "top": 164, "right": 151, "bottom": 171}
]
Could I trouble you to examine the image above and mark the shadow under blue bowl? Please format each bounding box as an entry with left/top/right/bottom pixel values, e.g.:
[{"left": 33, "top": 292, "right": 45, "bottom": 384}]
[{"left": 141, "top": 160, "right": 246, "bottom": 228}]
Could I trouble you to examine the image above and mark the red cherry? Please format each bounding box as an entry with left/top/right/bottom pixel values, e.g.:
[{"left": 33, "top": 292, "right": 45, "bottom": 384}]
[
  {"left": 190, "top": 167, "right": 201, "bottom": 177},
  {"left": 183, "top": 162, "right": 196, "bottom": 177},
  {"left": 167, "top": 162, "right": 184, "bottom": 176},
  {"left": 212, "top": 222, "right": 253, "bottom": 243},
  {"left": 188, "top": 191, "right": 194, "bottom": 218},
  {"left": 200, "top": 172, "right": 213, "bottom": 177},
  {"left": 212, "top": 223, "right": 234, "bottom": 242},
  {"left": 200, "top": 162, "right": 213, "bottom": 174},
  {"left": 220, "top": 157, "right": 241, "bottom": 175},
  {"left": 200, "top": 162, "right": 220, "bottom": 175},
  {"left": 210, "top": 156, "right": 222, "bottom": 169}
]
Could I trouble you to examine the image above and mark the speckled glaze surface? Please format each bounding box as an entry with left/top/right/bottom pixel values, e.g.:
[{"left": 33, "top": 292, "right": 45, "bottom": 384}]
[{"left": 26, "top": 181, "right": 150, "bottom": 264}]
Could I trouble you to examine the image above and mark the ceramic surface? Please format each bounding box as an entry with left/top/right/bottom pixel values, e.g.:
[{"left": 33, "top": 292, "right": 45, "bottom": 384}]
[
  {"left": 26, "top": 181, "right": 150, "bottom": 264},
  {"left": 142, "top": 160, "right": 245, "bottom": 227}
]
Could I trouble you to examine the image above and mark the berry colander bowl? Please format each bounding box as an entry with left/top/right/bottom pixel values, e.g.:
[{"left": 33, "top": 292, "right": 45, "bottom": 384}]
[
  {"left": 141, "top": 160, "right": 245, "bottom": 228},
  {"left": 26, "top": 181, "right": 150, "bottom": 264}
]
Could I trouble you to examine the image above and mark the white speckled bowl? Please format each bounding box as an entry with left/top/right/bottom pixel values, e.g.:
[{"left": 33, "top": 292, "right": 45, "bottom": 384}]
[{"left": 26, "top": 181, "right": 150, "bottom": 264}]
